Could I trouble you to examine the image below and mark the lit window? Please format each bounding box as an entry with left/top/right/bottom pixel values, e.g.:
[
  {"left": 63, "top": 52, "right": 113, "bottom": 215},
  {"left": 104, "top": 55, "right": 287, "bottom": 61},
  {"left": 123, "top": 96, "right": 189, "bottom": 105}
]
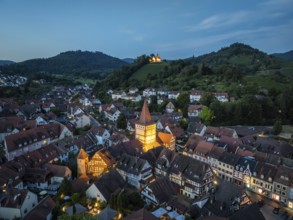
[
  {"left": 272, "top": 194, "right": 280, "bottom": 201},
  {"left": 289, "top": 202, "right": 293, "bottom": 209}
]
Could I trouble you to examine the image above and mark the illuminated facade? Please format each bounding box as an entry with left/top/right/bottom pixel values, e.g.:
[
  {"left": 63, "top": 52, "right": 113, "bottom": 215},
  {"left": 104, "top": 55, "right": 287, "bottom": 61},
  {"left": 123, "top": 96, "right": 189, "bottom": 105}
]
[
  {"left": 135, "top": 100, "right": 158, "bottom": 152},
  {"left": 135, "top": 100, "right": 176, "bottom": 152},
  {"left": 77, "top": 148, "right": 114, "bottom": 177},
  {"left": 87, "top": 148, "right": 114, "bottom": 177},
  {"left": 149, "top": 54, "right": 161, "bottom": 63}
]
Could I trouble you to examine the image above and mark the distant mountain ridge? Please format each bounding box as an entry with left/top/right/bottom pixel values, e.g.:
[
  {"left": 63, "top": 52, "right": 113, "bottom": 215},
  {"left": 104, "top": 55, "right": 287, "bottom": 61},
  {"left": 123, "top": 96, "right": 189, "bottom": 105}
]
[
  {"left": 123, "top": 58, "right": 135, "bottom": 64},
  {"left": 0, "top": 50, "right": 127, "bottom": 77},
  {"left": 271, "top": 50, "right": 293, "bottom": 61},
  {"left": 0, "top": 60, "right": 15, "bottom": 66}
]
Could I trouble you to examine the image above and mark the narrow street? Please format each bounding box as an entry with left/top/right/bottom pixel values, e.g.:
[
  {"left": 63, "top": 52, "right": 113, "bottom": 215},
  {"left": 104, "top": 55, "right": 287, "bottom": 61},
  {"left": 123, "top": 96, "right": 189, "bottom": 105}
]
[{"left": 245, "top": 189, "right": 293, "bottom": 219}]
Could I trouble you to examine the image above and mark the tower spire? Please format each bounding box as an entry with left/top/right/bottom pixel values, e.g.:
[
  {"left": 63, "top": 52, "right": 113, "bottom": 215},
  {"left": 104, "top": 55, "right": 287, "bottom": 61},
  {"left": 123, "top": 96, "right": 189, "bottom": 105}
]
[{"left": 139, "top": 100, "right": 152, "bottom": 125}]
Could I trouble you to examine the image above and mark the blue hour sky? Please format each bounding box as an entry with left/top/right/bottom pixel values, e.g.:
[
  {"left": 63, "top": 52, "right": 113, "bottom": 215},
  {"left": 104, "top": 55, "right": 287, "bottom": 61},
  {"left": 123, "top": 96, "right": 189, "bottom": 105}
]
[{"left": 0, "top": 0, "right": 293, "bottom": 62}]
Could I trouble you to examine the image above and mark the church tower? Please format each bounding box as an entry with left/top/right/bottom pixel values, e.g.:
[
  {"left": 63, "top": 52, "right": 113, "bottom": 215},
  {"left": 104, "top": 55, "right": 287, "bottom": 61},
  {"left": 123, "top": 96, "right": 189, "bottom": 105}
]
[
  {"left": 135, "top": 100, "right": 157, "bottom": 152},
  {"left": 77, "top": 148, "right": 89, "bottom": 177}
]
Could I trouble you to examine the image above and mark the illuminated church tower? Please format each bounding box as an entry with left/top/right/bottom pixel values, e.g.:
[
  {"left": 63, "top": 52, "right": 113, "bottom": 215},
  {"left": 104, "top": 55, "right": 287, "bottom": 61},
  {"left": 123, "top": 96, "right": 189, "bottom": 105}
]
[
  {"left": 135, "top": 100, "right": 157, "bottom": 152},
  {"left": 77, "top": 148, "right": 89, "bottom": 177}
]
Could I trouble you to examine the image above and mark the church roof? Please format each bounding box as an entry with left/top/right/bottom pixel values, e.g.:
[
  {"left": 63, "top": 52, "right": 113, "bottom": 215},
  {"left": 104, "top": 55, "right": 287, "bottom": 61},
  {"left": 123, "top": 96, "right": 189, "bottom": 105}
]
[
  {"left": 77, "top": 148, "right": 88, "bottom": 159},
  {"left": 139, "top": 100, "right": 152, "bottom": 125}
]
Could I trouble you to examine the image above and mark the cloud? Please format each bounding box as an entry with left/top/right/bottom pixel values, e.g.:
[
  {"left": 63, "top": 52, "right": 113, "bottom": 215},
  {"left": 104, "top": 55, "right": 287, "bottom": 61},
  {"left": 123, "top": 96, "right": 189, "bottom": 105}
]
[
  {"left": 156, "top": 22, "right": 293, "bottom": 55},
  {"left": 186, "top": 11, "right": 250, "bottom": 32}
]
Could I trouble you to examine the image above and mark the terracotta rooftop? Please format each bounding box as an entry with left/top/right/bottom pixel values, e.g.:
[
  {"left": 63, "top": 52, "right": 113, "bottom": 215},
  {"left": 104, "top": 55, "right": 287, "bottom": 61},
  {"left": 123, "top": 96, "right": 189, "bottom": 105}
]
[
  {"left": 138, "top": 100, "right": 152, "bottom": 125},
  {"left": 77, "top": 148, "right": 88, "bottom": 159}
]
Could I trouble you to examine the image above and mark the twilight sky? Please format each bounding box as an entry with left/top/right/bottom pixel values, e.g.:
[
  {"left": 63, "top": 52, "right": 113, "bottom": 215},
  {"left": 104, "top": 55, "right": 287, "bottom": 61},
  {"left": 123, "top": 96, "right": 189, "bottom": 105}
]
[{"left": 1, "top": 0, "right": 293, "bottom": 62}]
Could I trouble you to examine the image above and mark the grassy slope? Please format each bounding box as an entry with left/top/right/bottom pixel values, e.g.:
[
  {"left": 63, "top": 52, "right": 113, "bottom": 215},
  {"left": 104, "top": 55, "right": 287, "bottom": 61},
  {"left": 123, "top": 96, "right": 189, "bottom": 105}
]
[{"left": 129, "top": 62, "right": 168, "bottom": 81}]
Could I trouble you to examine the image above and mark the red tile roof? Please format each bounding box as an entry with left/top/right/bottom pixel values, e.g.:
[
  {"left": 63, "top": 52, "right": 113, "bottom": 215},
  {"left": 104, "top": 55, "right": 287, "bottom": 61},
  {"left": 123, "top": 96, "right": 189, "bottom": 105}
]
[{"left": 138, "top": 100, "right": 152, "bottom": 125}]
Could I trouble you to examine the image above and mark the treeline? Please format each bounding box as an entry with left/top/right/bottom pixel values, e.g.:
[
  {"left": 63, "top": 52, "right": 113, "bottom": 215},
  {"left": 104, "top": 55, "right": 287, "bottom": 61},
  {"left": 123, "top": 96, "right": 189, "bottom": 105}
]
[{"left": 202, "top": 90, "right": 293, "bottom": 125}]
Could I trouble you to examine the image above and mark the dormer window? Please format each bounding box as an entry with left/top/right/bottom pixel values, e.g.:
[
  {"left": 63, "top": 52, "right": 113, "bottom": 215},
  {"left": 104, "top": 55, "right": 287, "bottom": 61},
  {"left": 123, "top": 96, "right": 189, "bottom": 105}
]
[
  {"left": 268, "top": 177, "right": 272, "bottom": 182},
  {"left": 261, "top": 174, "right": 264, "bottom": 179}
]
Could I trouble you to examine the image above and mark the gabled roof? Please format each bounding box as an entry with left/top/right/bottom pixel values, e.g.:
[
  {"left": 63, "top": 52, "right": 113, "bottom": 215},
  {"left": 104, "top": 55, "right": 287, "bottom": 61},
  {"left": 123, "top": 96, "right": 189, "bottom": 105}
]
[
  {"left": 90, "top": 148, "right": 115, "bottom": 166},
  {"left": 218, "top": 152, "right": 240, "bottom": 166},
  {"left": 157, "top": 132, "right": 174, "bottom": 145},
  {"left": 185, "top": 134, "right": 204, "bottom": 152},
  {"left": 45, "top": 164, "right": 71, "bottom": 178},
  {"left": 255, "top": 137, "right": 293, "bottom": 157},
  {"left": 90, "top": 126, "right": 107, "bottom": 136},
  {"left": 141, "top": 146, "right": 164, "bottom": 166},
  {"left": 122, "top": 208, "right": 158, "bottom": 220},
  {"left": 24, "top": 196, "right": 56, "bottom": 220},
  {"left": 117, "top": 153, "right": 149, "bottom": 175},
  {"left": 183, "top": 159, "right": 210, "bottom": 184},
  {"left": 148, "top": 176, "right": 176, "bottom": 204},
  {"left": 92, "top": 169, "right": 125, "bottom": 201},
  {"left": 274, "top": 166, "right": 293, "bottom": 187},
  {"left": 188, "top": 104, "right": 203, "bottom": 112},
  {"left": 4, "top": 123, "right": 61, "bottom": 153},
  {"left": 253, "top": 162, "right": 277, "bottom": 182},
  {"left": 195, "top": 141, "right": 214, "bottom": 155},
  {"left": 169, "top": 154, "right": 190, "bottom": 174},
  {"left": 0, "top": 188, "right": 33, "bottom": 208},
  {"left": 138, "top": 100, "right": 152, "bottom": 125},
  {"left": 234, "top": 156, "right": 257, "bottom": 172},
  {"left": 96, "top": 206, "right": 118, "bottom": 220}
]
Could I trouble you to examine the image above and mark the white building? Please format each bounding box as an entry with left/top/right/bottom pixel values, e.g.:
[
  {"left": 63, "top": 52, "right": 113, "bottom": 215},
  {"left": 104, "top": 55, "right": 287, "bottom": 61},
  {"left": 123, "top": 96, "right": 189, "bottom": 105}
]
[{"left": 0, "top": 189, "right": 38, "bottom": 220}]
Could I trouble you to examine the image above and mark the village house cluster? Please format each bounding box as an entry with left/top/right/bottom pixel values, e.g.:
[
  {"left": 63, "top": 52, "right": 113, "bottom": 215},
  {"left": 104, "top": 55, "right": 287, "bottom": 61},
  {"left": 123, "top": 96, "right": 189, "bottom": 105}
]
[
  {"left": 0, "top": 83, "right": 292, "bottom": 219},
  {"left": 0, "top": 74, "right": 27, "bottom": 87},
  {"left": 109, "top": 87, "right": 230, "bottom": 104}
]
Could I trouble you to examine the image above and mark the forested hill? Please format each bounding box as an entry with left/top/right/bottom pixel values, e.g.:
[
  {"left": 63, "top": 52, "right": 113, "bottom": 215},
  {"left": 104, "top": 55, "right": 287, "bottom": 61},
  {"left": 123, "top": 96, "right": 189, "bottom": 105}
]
[
  {"left": 0, "top": 60, "right": 15, "bottom": 66},
  {"left": 96, "top": 43, "right": 293, "bottom": 92},
  {"left": 272, "top": 50, "right": 293, "bottom": 61},
  {"left": 0, "top": 51, "right": 127, "bottom": 78},
  {"left": 189, "top": 42, "right": 285, "bottom": 72}
]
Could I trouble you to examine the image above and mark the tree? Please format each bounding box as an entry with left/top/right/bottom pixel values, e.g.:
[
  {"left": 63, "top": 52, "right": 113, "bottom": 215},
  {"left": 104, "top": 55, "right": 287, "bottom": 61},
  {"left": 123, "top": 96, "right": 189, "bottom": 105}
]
[
  {"left": 272, "top": 120, "right": 282, "bottom": 135},
  {"left": 176, "top": 92, "right": 190, "bottom": 117},
  {"left": 57, "top": 178, "right": 72, "bottom": 202},
  {"left": 209, "top": 100, "right": 224, "bottom": 124},
  {"left": 116, "top": 113, "right": 127, "bottom": 130},
  {"left": 179, "top": 119, "right": 188, "bottom": 130},
  {"left": 199, "top": 92, "right": 216, "bottom": 107},
  {"left": 234, "top": 95, "right": 263, "bottom": 125},
  {"left": 199, "top": 106, "right": 214, "bottom": 125}
]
